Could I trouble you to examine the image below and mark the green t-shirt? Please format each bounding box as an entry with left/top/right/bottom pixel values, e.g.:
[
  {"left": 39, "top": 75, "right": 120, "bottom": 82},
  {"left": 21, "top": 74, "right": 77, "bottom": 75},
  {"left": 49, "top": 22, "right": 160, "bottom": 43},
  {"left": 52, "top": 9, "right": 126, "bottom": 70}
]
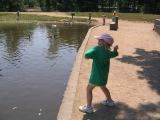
[{"left": 85, "top": 46, "right": 118, "bottom": 86}]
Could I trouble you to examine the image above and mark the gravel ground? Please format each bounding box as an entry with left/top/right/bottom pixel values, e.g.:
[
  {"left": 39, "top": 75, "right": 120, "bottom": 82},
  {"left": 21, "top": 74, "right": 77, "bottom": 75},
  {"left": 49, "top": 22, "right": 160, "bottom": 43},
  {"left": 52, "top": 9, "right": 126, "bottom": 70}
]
[{"left": 71, "top": 20, "right": 160, "bottom": 120}]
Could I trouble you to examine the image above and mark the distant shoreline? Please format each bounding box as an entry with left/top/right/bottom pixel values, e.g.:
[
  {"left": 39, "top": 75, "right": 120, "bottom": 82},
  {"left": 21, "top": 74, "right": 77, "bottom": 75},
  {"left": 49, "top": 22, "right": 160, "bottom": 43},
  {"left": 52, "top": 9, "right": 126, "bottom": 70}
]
[{"left": 0, "top": 12, "right": 159, "bottom": 23}]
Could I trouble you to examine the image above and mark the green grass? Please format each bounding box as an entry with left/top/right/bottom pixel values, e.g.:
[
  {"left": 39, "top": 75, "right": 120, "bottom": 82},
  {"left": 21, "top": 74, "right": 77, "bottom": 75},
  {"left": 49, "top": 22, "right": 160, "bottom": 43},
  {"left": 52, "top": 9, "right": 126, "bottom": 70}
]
[
  {"left": 72, "top": 12, "right": 160, "bottom": 22},
  {"left": 0, "top": 12, "right": 159, "bottom": 23},
  {"left": 0, "top": 12, "right": 89, "bottom": 22}
]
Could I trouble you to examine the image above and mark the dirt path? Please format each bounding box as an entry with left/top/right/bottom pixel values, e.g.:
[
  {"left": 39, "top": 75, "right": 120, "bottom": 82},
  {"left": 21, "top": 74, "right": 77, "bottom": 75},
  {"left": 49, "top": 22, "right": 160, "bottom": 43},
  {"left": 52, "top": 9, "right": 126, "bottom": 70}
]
[
  {"left": 70, "top": 21, "right": 160, "bottom": 120},
  {"left": 20, "top": 12, "right": 69, "bottom": 17},
  {"left": 20, "top": 12, "right": 105, "bottom": 24}
]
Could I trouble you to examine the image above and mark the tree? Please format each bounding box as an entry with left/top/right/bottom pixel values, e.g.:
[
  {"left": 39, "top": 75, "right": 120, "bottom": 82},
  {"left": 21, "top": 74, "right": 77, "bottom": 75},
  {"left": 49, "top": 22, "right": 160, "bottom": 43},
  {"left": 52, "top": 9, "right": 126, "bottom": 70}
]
[
  {"left": 0, "top": 0, "right": 159, "bottom": 14},
  {"left": 37, "top": 0, "right": 45, "bottom": 10},
  {"left": 0, "top": 0, "right": 9, "bottom": 11},
  {"left": 8, "top": 0, "right": 24, "bottom": 11},
  {"left": 45, "top": 0, "right": 51, "bottom": 11},
  {"left": 0, "top": 0, "right": 24, "bottom": 11},
  {"left": 76, "top": 0, "right": 98, "bottom": 11}
]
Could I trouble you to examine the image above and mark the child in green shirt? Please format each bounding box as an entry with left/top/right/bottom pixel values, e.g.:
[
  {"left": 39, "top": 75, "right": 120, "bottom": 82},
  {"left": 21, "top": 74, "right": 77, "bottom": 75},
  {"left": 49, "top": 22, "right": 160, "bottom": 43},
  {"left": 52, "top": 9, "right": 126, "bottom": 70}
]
[{"left": 79, "top": 33, "right": 119, "bottom": 113}]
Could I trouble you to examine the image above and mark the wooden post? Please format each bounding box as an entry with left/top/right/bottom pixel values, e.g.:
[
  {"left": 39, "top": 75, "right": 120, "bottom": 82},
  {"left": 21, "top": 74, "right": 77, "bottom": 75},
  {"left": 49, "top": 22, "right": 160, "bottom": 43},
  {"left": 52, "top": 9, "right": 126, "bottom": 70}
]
[
  {"left": 115, "top": 16, "right": 118, "bottom": 29},
  {"left": 71, "top": 13, "right": 75, "bottom": 20},
  {"left": 88, "top": 13, "right": 92, "bottom": 24},
  {"left": 17, "top": 11, "right": 20, "bottom": 21},
  {"left": 102, "top": 15, "right": 106, "bottom": 25},
  {"left": 89, "top": 13, "right": 91, "bottom": 21}
]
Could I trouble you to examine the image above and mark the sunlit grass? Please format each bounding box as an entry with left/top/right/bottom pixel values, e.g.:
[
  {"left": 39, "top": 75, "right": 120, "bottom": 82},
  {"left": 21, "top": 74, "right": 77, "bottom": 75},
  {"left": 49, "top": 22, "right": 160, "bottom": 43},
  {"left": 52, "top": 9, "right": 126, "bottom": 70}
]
[
  {"left": 0, "top": 12, "right": 159, "bottom": 23},
  {"left": 72, "top": 12, "right": 160, "bottom": 22},
  {"left": 0, "top": 12, "right": 89, "bottom": 22}
]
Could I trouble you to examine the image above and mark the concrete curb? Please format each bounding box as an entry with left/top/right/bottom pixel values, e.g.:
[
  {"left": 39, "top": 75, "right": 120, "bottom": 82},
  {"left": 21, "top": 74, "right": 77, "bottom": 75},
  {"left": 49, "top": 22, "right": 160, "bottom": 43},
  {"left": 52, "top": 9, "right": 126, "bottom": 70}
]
[{"left": 57, "top": 25, "right": 101, "bottom": 120}]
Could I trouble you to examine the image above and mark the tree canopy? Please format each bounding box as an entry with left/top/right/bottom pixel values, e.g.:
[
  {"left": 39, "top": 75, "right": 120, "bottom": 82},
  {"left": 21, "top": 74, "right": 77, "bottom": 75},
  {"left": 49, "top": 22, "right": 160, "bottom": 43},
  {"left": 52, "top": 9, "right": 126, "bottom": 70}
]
[{"left": 0, "top": 0, "right": 159, "bottom": 14}]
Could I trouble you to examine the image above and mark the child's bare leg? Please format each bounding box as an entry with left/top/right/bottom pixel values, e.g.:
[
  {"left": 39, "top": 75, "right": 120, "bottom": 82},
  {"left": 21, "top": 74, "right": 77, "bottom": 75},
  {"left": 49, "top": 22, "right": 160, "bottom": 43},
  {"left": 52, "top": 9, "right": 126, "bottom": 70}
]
[
  {"left": 100, "top": 85, "right": 112, "bottom": 100},
  {"left": 87, "top": 84, "right": 95, "bottom": 106}
]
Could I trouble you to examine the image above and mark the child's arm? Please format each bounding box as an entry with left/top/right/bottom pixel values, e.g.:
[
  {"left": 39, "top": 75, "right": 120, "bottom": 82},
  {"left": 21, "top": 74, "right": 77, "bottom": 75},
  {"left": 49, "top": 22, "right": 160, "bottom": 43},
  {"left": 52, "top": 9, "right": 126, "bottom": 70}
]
[
  {"left": 85, "top": 47, "right": 96, "bottom": 59},
  {"left": 108, "top": 45, "right": 119, "bottom": 58}
]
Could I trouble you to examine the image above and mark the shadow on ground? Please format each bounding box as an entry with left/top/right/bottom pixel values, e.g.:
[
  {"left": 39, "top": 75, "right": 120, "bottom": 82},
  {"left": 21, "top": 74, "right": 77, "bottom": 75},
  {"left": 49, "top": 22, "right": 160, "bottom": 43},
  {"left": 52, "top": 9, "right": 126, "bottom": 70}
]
[
  {"left": 83, "top": 48, "right": 160, "bottom": 120},
  {"left": 83, "top": 102, "right": 160, "bottom": 120},
  {"left": 116, "top": 48, "right": 160, "bottom": 95}
]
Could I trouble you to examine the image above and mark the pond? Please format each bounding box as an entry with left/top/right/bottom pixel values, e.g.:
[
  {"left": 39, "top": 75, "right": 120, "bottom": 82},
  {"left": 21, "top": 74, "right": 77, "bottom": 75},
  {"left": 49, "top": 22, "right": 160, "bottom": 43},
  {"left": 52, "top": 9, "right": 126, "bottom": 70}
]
[{"left": 0, "top": 23, "right": 91, "bottom": 120}]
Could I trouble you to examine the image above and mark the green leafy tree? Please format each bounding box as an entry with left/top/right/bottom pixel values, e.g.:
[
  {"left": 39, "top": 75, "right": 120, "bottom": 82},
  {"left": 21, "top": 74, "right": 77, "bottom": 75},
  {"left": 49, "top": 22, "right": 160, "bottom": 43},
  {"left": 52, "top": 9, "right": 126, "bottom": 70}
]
[
  {"left": 45, "top": 0, "right": 51, "bottom": 11},
  {"left": 8, "top": 0, "right": 24, "bottom": 11},
  {"left": 76, "top": 0, "right": 98, "bottom": 11},
  {"left": 0, "top": 0, "right": 9, "bottom": 11},
  {"left": 0, "top": 0, "right": 159, "bottom": 14},
  {"left": 0, "top": 0, "right": 24, "bottom": 11},
  {"left": 37, "top": 0, "right": 45, "bottom": 10}
]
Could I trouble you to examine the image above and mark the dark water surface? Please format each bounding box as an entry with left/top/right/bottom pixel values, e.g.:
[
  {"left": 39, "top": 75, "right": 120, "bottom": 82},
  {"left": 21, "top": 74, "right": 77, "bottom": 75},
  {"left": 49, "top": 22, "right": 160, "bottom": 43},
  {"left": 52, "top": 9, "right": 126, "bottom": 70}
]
[{"left": 0, "top": 23, "right": 90, "bottom": 120}]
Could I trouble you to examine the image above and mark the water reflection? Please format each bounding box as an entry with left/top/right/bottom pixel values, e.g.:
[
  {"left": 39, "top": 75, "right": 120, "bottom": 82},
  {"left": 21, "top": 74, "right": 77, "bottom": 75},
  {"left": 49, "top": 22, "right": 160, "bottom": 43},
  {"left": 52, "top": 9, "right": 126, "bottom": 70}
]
[
  {"left": 0, "top": 23, "right": 35, "bottom": 66},
  {"left": 0, "top": 23, "right": 90, "bottom": 120}
]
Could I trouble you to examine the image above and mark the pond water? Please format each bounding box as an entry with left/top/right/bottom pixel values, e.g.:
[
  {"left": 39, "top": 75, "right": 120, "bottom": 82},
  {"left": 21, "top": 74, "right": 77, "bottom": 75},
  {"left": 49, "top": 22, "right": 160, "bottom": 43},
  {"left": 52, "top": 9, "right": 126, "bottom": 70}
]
[{"left": 0, "top": 23, "right": 90, "bottom": 120}]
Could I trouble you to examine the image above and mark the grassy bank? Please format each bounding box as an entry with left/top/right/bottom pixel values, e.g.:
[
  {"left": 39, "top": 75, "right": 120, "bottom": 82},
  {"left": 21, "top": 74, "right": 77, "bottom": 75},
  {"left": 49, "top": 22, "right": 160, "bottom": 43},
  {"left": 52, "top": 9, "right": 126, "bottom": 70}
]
[
  {"left": 0, "top": 12, "right": 88, "bottom": 22},
  {"left": 1, "top": 12, "right": 159, "bottom": 23},
  {"left": 73, "top": 12, "right": 160, "bottom": 22}
]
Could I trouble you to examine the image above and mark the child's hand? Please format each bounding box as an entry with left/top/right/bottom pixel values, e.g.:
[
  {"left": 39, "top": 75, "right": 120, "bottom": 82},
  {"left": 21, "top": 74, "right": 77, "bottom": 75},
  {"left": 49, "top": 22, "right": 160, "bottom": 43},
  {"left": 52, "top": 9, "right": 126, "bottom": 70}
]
[{"left": 114, "top": 45, "right": 119, "bottom": 51}]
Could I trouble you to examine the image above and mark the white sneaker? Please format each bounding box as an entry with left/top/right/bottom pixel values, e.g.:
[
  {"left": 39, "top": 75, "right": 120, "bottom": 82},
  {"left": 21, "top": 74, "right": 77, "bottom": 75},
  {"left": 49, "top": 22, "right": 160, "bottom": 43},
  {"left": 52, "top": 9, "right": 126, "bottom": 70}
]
[
  {"left": 79, "top": 105, "right": 93, "bottom": 113},
  {"left": 101, "top": 100, "right": 115, "bottom": 106}
]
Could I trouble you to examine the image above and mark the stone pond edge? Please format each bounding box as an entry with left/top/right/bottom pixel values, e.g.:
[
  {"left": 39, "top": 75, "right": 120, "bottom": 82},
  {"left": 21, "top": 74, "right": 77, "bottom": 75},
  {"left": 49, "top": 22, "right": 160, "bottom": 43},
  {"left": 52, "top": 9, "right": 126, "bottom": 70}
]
[{"left": 57, "top": 25, "right": 101, "bottom": 120}]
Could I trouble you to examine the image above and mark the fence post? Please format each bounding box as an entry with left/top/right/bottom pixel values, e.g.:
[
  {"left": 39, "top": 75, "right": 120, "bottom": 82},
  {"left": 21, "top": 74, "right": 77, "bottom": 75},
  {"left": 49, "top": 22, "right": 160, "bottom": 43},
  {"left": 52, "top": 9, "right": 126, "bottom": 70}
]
[
  {"left": 71, "top": 12, "right": 75, "bottom": 20},
  {"left": 17, "top": 11, "right": 20, "bottom": 21},
  {"left": 89, "top": 13, "right": 91, "bottom": 21},
  {"left": 115, "top": 16, "right": 119, "bottom": 29},
  {"left": 102, "top": 15, "right": 106, "bottom": 25},
  {"left": 88, "top": 13, "right": 92, "bottom": 24}
]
